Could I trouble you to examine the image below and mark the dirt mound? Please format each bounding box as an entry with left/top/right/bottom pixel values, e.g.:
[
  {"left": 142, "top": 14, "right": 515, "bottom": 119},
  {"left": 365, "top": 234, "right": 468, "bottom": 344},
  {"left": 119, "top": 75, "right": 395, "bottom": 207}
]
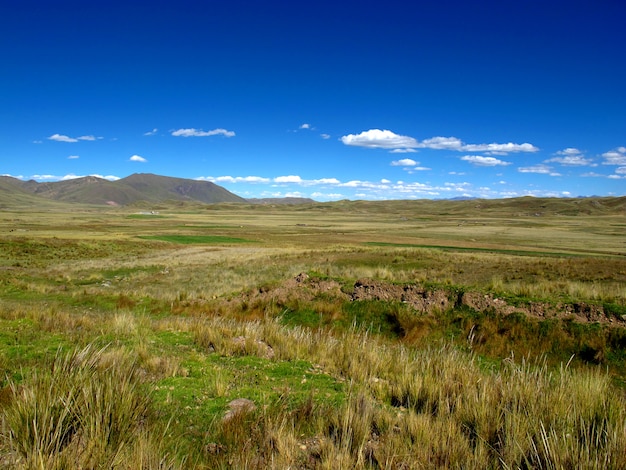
[
  {"left": 231, "top": 273, "right": 349, "bottom": 312},
  {"left": 234, "top": 274, "right": 623, "bottom": 326},
  {"left": 353, "top": 279, "right": 450, "bottom": 313}
]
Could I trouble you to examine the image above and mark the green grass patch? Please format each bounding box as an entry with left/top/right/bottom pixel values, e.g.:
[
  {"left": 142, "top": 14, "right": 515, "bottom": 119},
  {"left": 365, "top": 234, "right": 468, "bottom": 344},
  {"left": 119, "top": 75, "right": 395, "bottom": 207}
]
[
  {"left": 0, "top": 318, "right": 70, "bottom": 378},
  {"left": 339, "top": 300, "right": 409, "bottom": 337},
  {"left": 178, "top": 224, "right": 243, "bottom": 229},
  {"left": 138, "top": 234, "right": 253, "bottom": 244},
  {"left": 150, "top": 350, "right": 345, "bottom": 457},
  {"left": 280, "top": 307, "right": 325, "bottom": 329},
  {"left": 126, "top": 214, "right": 167, "bottom": 219}
]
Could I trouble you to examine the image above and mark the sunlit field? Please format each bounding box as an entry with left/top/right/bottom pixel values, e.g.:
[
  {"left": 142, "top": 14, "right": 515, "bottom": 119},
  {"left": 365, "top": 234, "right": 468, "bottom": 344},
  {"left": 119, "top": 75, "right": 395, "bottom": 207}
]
[{"left": 1, "top": 198, "right": 625, "bottom": 468}]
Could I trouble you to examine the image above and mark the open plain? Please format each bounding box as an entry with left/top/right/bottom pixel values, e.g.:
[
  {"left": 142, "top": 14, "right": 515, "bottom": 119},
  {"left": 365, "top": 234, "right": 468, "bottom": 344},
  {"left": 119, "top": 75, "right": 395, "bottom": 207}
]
[{"left": 1, "top": 197, "right": 625, "bottom": 469}]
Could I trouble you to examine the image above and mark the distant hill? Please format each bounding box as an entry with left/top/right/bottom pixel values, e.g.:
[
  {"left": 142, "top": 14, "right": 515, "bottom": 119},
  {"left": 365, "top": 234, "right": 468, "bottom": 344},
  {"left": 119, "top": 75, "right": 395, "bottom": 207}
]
[
  {"left": 247, "top": 197, "right": 316, "bottom": 205},
  {"left": 118, "top": 173, "right": 246, "bottom": 204},
  {"left": 0, "top": 176, "right": 52, "bottom": 208},
  {"left": 0, "top": 173, "right": 246, "bottom": 207},
  {"left": 304, "top": 195, "right": 626, "bottom": 217}
]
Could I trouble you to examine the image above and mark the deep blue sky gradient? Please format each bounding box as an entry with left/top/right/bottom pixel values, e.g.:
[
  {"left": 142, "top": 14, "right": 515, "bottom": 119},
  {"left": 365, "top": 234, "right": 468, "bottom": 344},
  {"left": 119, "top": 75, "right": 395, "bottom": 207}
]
[{"left": 2, "top": 0, "right": 625, "bottom": 199}]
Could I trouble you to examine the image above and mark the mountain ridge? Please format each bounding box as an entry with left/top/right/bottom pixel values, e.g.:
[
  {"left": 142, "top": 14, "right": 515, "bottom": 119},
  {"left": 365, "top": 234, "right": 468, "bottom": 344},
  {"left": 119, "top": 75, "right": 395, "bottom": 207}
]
[
  {"left": 1, "top": 174, "right": 625, "bottom": 216},
  {"left": 0, "top": 173, "right": 246, "bottom": 206}
]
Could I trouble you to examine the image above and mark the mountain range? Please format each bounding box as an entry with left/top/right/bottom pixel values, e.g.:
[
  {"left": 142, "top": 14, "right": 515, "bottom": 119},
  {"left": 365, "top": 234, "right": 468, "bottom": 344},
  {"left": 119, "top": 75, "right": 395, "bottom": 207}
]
[
  {"left": 0, "top": 173, "right": 624, "bottom": 216},
  {"left": 0, "top": 173, "right": 314, "bottom": 208}
]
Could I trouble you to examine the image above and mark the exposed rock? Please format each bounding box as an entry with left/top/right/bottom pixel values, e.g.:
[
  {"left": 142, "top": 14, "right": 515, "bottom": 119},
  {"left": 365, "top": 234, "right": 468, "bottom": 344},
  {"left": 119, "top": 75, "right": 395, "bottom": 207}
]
[{"left": 223, "top": 398, "right": 256, "bottom": 422}]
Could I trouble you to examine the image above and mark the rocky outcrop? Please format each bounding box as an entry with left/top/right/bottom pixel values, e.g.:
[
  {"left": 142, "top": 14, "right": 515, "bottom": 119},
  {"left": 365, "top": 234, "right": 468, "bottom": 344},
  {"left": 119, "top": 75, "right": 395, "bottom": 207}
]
[{"left": 222, "top": 398, "right": 256, "bottom": 422}]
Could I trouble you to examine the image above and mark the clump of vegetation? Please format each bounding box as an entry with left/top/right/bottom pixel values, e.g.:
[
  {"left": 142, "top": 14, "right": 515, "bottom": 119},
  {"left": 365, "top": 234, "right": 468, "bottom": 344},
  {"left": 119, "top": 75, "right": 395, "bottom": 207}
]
[{"left": 1, "top": 345, "right": 179, "bottom": 469}]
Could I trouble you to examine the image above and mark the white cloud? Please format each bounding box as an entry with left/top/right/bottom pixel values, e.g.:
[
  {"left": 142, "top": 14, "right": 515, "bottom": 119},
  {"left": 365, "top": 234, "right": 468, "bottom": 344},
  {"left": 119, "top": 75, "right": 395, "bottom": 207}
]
[
  {"left": 97, "top": 174, "right": 120, "bottom": 181},
  {"left": 31, "top": 174, "right": 58, "bottom": 181},
  {"left": 67, "top": 155, "right": 80, "bottom": 159},
  {"left": 320, "top": 133, "right": 331, "bottom": 140},
  {"left": 171, "top": 128, "right": 235, "bottom": 137},
  {"left": 274, "top": 175, "right": 303, "bottom": 183},
  {"left": 584, "top": 169, "right": 626, "bottom": 179},
  {"left": 546, "top": 148, "right": 594, "bottom": 166},
  {"left": 235, "top": 176, "right": 271, "bottom": 183},
  {"left": 518, "top": 164, "right": 560, "bottom": 176},
  {"left": 311, "top": 192, "right": 344, "bottom": 200},
  {"left": 460, "top": 142, "right": 538, "bottom": 153},
  {"left": 390, "top": 148, "right": 417, "bottom": 154},
  {"left": 48, "top": 134, "right": 78, "bottom": 143},
  {"left": 408, "top": 167, "right": 431, "bottom": 172},
  {"left": 29, "top": 173, "right": 119, "bottom": 182},
  {"left": 602, "top": 147, "right": 626, "bottom": 165},
  {"left": 299, "top": 123, "right": 312, "bottom": 129},
  {"left": 419, "top": 136, "right": 463, "bottom": 150},
  {"left": 391, "top": 158, "right": 418, "bottom": 166},
  {"left": 144, "top": 128, "right": 158, "bottom": 136},
  {"left": 340, "top": 180, "right": 393, "bottom": 190},
  {"left": 47, "top": 133, "right": 101, "bottom": 142},
  {"left": 197, "top": 176, "right": 271, "bottom": 184},
  {"left": 557, "top": 147, "right": 582, "bottom": 156},
  {"left": 310, "top": 178, "right": 341, "bottom": 185},
  {"left": 546, "top": 156, "right": 594, "bottom": 166},
  {"left": 61, "top": 173, "right": 118, "bottom": 181},
  {"left": 129, "top": 155, "right": 147, "bottom": 163},
  {"left": 341, "top": 129, "right": 538, "bottom": 154},
  {"left": 461, "top": 155, "right": 511, "bottom": 166},
  {"left": 198, "top": 175, "right": 340, "bottom": 186},
  {"left": 341, "top": 129, "right": 419, "bottom": 150},
  {"left": 416, "top": 136, "right": 537, "bottom": 153}
]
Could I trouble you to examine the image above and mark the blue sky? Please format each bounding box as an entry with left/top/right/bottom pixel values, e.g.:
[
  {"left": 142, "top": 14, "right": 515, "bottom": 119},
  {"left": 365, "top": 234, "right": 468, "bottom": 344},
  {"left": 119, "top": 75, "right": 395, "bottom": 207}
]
[{"left": 2, "top": 0, "right": 625, "bottom": 200}]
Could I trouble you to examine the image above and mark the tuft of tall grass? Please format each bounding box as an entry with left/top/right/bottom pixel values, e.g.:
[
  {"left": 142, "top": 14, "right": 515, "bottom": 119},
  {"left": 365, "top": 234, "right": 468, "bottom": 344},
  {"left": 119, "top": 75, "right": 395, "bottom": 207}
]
[{"left": 1, "top": 344, "right": 175, "bottom": 469}]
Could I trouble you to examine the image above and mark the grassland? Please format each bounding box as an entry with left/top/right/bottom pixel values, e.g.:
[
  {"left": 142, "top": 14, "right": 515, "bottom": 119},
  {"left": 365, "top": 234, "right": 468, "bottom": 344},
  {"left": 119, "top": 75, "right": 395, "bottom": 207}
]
[{"left": 0, "top": 198, "right": 625, "bottom": 468}]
